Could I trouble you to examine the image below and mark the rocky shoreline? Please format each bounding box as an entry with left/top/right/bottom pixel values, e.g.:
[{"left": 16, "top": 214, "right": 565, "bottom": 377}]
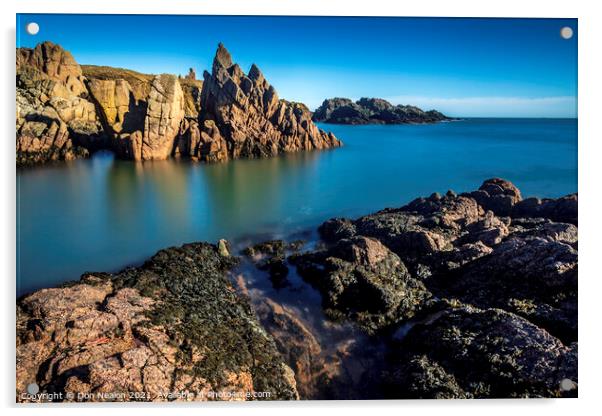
[
  {"left": 312, "top": 97, "right": 452, "bottom": 124},
  {"left": 16, "top": 178, "right": 577, "bottom": 401},
  {"left": 16, "top": 42, "right": 341, "bottom": 166}
]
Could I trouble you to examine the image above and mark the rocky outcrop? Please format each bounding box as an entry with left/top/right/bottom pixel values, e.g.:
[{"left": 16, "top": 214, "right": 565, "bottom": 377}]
[
  {"left": 86, "top": 73, "right": 185, "bottom": 161},
  {"left": 384, "top": 305, "right": 577, "bottom": 398},
  {"left": 290, "top": 178, "right": 577, "bottom": 398},
  {"left": 17, "top": 243, "right": 298, "bottom": 402},
  {"left": 17, "top": 41, "right": 87, "bottom": 95},
  {"left": 291, "top": 236, "right": 432, "bottom": 334},
  {"left": 191, "top": 44, "right": 341, "bottom": 161},
  {"left": 136, "top": 74, "right": 185, "bottom": 160},
  {"left": 18, "top": 42, "right": 340, "bottom": 165},
  {"left": 86, "top": 78, "right": 143, "bottom": 137},
  {"left": 16, "top": 42, "right": 105, "bottom": 165},
  {"left": 312, "top": 97, "right": 451, "bottom": 124},
  {"left": 15, "top": 178, "right": 578, "bottom": 400}
]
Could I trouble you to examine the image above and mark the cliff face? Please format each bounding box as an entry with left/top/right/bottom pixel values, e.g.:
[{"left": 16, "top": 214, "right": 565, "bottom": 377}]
[
  {"left": 16, "top": 42, "right": 341, "bottom": 165},
  {"left": 313, "top": 97, "right": 451, "bottom": 124},
  {"left": 16, "top": 42, "right": 104, "bottom": 165}
]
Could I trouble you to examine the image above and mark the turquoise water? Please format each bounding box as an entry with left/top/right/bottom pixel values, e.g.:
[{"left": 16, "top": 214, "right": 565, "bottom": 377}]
[{"left": 16, "top": 118, "right": 577, "bottom": 296}]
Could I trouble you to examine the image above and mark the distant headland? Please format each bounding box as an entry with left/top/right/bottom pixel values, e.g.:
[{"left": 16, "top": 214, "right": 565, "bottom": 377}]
[{"left": 312, "top": 97, "right": 452, "bottom": 124}]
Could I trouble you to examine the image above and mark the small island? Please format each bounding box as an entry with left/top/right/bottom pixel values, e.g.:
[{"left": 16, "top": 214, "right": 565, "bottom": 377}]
[{"left": 312, "top": 97, "right": 452, "bottom": 124}]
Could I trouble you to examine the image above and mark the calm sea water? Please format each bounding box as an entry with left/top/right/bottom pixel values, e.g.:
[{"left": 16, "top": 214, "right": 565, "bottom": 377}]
[{"left": 16, "top": 118, "right": 577, "bottom": 296}]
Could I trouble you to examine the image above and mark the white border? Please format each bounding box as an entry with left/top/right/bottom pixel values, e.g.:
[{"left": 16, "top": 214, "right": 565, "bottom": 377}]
[{"left": 3, "top": 1, "right": 601, "bottom": 415}]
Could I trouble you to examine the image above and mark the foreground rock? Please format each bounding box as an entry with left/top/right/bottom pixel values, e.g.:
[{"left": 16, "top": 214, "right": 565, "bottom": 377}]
[
  {"left": 290, "top": 236, "right": 432, "bottom": 334},
  {"left": 15, "top": 178, "right": 578, "bottom": 400},
  {"left": 384, "top": 305, "right": 577, "bottom": 398},
  {"left": 291, "top": 178, "right": 577, "bottom": 398},
  {"left": 17, "top": 42, "right": 341, "bottom": 165},
  {"left": 17, "top": 243, "right": 298, "bottom": 402},
  {"left": 312, "top": 97, "right": 451, "bottom": 124}
]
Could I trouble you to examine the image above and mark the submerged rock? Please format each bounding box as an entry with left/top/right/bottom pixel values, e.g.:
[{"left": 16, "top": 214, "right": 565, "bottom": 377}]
[
  {"left": 254, "top": 299, "right": 323, "bottom": 399},
  {"left": 16, "top": 243, "right": 298, "bottom": 402},
  {"left": 243, "top": 240, "right": 305, "bottom": 289}
]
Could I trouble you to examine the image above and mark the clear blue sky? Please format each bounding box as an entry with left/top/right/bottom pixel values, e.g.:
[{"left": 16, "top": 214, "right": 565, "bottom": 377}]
[{"left": 17, "top": 14, "right": 577, "bottom": 118}]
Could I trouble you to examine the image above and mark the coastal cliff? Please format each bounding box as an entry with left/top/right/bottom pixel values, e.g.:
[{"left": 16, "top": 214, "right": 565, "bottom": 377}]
[
  {"left": 191, "top": 44, "right": 341, "bottom": 162},
  {"left": 16, "top": 42, "right": 105, "bottom": 165},
  {"left": 17, "top": 179, "right": 578, "bottom": 400},
  {"left": 16, "top": 41, "right": 341, "bottom": 165},
  {"left": 312, "top": 97, "right": 451, "bottom": 124}
]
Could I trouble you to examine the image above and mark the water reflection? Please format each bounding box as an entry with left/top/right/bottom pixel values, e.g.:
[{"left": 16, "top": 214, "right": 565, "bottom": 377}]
[{"left": 17, "top": 119, "right": 577, "bottom": 296}]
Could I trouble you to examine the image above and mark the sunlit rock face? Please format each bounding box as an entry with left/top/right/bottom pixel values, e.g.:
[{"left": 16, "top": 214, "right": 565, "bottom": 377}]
[
  {"left": 196, "top": 43, "right": 341, "bottom": 162},
  {"left": 17, "top": 42, "right": 341, "bottom": 165},
  {"left": 16, "top": 41, "right": 104, "bottom": 165}
]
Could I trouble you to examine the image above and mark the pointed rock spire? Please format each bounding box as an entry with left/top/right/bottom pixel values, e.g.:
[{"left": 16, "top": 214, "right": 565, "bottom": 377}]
[
  {"left": 212, "top": 43, "right": 233, "bottom": 73},
  {"left": 248, "top": 63, "right": 265, "bottom": 83}
]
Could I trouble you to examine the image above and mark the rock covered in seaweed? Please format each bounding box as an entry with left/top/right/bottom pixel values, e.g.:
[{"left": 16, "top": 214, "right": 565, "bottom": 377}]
[
  {"left": 384, "top": 305, "right": 577, "bottom": 398},
  {"left": 291, "top": 236, "right": 432, "bottom": 333},
  {"left": 16, "top": 243, "right": 298, "bottom": 402},
  {"left": 292, "top": 178, "right": 577, "bottom": 398}
]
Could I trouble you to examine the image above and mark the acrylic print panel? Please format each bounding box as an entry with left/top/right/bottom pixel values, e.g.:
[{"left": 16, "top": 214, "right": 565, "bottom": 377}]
[{"left": 16, "top": 14, "right": 577, "bottom": 402}]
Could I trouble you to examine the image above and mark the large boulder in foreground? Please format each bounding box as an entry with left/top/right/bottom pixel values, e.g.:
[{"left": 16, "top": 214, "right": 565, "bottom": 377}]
[
  {"left": 385, "top": 305, "right": 577, "bottom": 398},
  {"left": 291, "top": 236, "right": 432, "bottom": 333},
  {"left": 17, "top": 243, "right": 298, "bottom": 402},
  {"left": 194, "top": 43, "right": 341, "bottom": 161}
]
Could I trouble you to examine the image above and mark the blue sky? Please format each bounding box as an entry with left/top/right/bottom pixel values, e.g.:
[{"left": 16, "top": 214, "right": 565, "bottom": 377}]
[{"left": 17, "top": 14, "right": 577, "bottom": 118}]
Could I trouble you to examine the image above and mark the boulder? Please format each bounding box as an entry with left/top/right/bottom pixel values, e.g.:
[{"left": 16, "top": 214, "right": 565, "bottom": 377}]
[
  {"left": 465, "top": 178, "right": 522, "bottom": 216},
  {"left": 513, "top": 194, "right": 578, "bottom": 225},
  {"left": 291, "top": 236, "right": 432, "bottom": 333},
  {"left": 388, "top": 306, "right": 577, "bottom": 398}
]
